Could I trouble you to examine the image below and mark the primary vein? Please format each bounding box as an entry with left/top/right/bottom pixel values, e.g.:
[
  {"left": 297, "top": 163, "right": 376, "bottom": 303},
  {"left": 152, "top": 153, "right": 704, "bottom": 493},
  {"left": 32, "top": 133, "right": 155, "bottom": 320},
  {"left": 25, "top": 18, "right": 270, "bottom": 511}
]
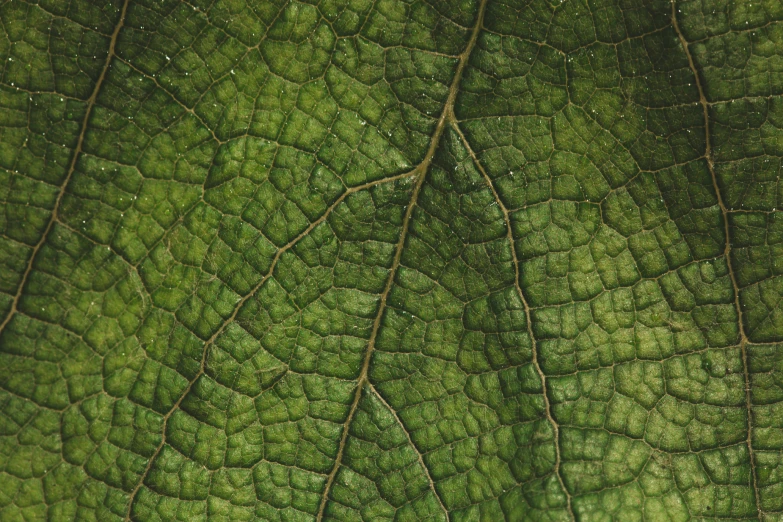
[{"left": 315, "top": 1, "right": 490, "bottom": 519}]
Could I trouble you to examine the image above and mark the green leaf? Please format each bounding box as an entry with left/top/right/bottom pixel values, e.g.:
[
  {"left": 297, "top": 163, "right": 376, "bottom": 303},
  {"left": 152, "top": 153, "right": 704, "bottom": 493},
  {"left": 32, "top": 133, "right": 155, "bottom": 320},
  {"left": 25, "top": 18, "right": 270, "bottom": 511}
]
[{"left": 0, "top": 0, "right": 781, "bottom": 520}]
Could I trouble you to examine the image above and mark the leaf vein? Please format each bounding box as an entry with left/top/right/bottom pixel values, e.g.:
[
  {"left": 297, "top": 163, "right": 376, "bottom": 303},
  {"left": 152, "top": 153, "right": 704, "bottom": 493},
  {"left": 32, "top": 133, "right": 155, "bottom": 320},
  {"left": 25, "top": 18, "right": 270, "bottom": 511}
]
[
  {"left": 450, "top": 118, "right": 576, "bottom": 521},
  {"left": 0, "top": 0, "right": 131, "bottom": 338},
  {"left": 315, "top": 1, "right": 491, "bottom": 519},
  {"left": 123, "top": 169, "right": 416, "bottom": 520},
  {"left": 671, "top": 1, "right": 762, "bottom": 516}
]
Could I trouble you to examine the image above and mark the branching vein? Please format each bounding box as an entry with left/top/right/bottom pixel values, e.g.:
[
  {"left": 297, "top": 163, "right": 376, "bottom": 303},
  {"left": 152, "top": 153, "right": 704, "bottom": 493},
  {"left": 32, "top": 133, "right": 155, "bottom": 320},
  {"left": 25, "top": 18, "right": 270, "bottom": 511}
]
[
  {"left": 450, "top": 119, "right": 576, "bottom": 522},
  {"left": 315, "top": 1, "right": 490, "bottom": 519},
  {"left": 124, "top": 169, "right": 416, "bottom": 520}
]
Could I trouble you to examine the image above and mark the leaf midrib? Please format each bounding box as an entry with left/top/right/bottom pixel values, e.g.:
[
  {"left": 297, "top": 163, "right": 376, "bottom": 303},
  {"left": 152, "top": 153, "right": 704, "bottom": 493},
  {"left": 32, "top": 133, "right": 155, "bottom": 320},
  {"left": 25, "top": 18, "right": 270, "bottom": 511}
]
[{"left": 315, "top": 1, "right": 492, "bottom": 519}]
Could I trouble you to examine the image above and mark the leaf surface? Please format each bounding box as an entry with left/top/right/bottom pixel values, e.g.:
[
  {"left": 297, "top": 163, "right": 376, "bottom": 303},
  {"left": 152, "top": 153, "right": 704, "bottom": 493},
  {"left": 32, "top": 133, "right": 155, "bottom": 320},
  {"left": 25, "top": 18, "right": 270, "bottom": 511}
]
[{"left": 1, "top": 0, "right": 782, "bottom": 520}]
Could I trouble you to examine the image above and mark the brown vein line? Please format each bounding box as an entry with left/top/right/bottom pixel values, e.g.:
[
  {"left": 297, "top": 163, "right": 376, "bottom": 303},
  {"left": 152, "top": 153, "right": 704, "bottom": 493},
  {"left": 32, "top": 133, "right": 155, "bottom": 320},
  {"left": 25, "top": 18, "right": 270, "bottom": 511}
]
[
  {"left": 315, "top": 1, "right": 489, "bottom": 519},
  {"left": 0, "top": 0, "right": 130, "bottom": 338},
  {"left": 450, "top": 121, "right": 576, "bottom": 521},
  {"left": 671, "top": 1, "right": 761, "bottom": 516},
  {"left": 367, "top": 382, "right": 449, "bottom": 518},
  {"left": 122, "top": 169, "right": 416, "bottom": 520}
]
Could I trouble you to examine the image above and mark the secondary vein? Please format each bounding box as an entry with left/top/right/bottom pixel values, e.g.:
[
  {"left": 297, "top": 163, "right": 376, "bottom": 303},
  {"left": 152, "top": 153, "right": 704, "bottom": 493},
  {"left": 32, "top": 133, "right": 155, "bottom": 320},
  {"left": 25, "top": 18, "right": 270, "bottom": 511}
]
[
  {"left": 368, "top": 382, "right": 450, "bottom": 518},
  {"left": 671, "top": 1, "right": 761, "bottom": 516},
  {"left": 450, "top": 120, "right": 576, "bottom": 522},
  {"left": 123, "top": 169, "right": 416, "bottom": 520},
  {"left": 0, "top": 0, "right": 130, "bottom": 337}
]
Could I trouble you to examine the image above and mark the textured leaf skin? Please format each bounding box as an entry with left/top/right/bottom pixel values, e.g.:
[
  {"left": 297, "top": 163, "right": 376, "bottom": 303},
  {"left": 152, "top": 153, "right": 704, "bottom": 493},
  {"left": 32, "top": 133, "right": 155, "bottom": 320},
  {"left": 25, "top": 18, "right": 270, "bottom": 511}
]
[{"left": 0, "top": 0, "right": 781, "bottom": 520}]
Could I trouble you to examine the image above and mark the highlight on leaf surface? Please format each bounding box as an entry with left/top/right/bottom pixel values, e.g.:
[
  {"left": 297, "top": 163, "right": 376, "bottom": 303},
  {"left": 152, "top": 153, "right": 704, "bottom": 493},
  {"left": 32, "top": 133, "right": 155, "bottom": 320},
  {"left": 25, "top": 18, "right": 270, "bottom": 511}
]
[{"left": 0, "top": 0, "right": 781, "bottom": 520}]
